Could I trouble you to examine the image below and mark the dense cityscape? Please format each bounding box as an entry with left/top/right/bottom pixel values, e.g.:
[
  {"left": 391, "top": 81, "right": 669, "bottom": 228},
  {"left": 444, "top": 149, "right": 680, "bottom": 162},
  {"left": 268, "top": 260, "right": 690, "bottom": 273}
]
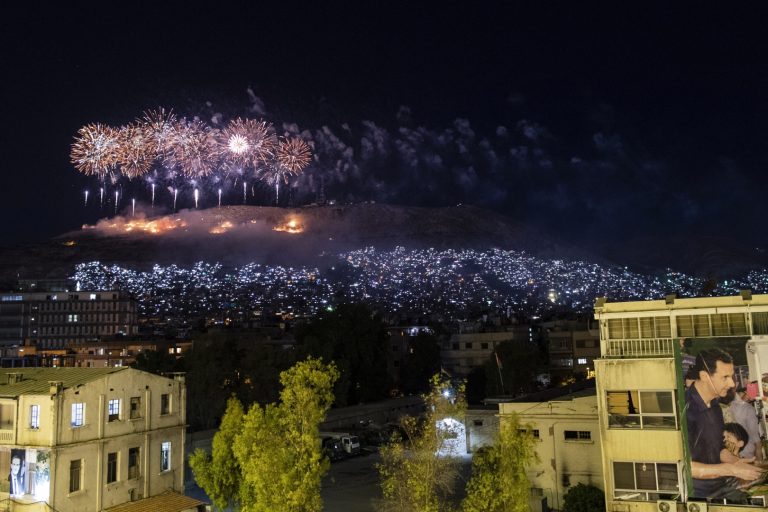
[{"left": 71, "top": 246, "right": 768, "bottom": 321}]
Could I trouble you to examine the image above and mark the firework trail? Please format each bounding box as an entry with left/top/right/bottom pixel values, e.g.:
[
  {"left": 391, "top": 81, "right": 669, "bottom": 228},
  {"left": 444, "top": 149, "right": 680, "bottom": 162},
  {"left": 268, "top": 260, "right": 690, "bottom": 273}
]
[
  {"left": 173, "top": 188, "right": 178, "bottom": 211},
  {"left": 194, "top": 188, "right": 199, "bottom": 209},
  {"left": 100, "top": 187, "right": 104, "bottom": 208},
  {"left": 114, "top": 190, "right": 119, "bottom": 215},
  {"left": 243, "top": 182, "right": 247, "bottom": 204},
  {"left": 84, "top": 190, "right": 89, "bottom": 206},
  {"left": 218, "top": 188, "right": 222, "bottom": 208},
  {"left": 151, "top": 183, "right": 156, "bottom": 208},
  {"left": 132, "top": 198, "right": 136, "bottom": 217}
]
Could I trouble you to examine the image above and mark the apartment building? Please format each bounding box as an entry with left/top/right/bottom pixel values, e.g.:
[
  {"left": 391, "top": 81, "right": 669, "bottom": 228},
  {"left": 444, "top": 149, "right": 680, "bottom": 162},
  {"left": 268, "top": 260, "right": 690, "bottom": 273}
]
[
  {"left": 499, "top": 387, "right": 602, "bottom": 512},
  {"left": 0, "top": 367, "right": 197, "bottom": 512},
  {"left": 594, "top": 292, "right": 768, "bottom": 512},
  {"left": 0, "top": 292, "right": 137, "bottom": 349}
]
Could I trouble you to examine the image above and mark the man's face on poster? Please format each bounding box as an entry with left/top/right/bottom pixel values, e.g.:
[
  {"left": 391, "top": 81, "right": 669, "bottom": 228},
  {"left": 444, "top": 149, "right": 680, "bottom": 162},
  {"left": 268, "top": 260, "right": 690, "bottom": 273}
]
[
  {"left": 701, "top": 360, "right": 736, "bottom": 398},
  {"left": 10, "top": 457, "right": 20, "bottom": 477}
]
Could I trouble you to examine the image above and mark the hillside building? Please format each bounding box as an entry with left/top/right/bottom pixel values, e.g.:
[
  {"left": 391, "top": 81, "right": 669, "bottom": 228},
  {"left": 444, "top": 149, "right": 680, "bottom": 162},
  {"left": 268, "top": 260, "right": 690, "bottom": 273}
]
[
  {"left": 594, "top": 292, "right": 768, "bottom": 511},
  {"left": 0, "top": 367, "right": 195, "bottom": 512}
]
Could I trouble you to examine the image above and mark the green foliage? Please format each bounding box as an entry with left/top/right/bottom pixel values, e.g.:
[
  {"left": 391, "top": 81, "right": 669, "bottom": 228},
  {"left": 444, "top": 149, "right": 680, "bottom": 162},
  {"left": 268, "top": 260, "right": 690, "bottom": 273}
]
[
  {"left": 378, "top": 373, "right": 467, "bottom": 512},
  {"left": 130, "top": 349, "right": 182, "bottom": 375},
  {"left": 562, "top": 483, "right": 605, "bottom": 512},
  {"left": 190, "top": 358, "right": 339, "bottom": 512},
  {"left": 184, "top": 329, "right": 298, "bottom": 430},
  {"left": 189, "top": 396, "right": 244, "bottom": 511},
  {"left": 462, "top": 414, "right": 537, "bottom": 512},
  {"left": 296, "top": 303, "right": 391, "bottom": 405}
]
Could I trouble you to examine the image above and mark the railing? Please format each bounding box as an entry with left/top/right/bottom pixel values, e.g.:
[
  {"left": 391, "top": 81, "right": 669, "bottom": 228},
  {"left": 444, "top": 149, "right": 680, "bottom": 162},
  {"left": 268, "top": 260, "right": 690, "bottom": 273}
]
[
  {"left": 603, "top": 338, "right": 675, "bottom": 358},
  {"left": 0, "top": 431, "right": 14, "bottom": 442}
]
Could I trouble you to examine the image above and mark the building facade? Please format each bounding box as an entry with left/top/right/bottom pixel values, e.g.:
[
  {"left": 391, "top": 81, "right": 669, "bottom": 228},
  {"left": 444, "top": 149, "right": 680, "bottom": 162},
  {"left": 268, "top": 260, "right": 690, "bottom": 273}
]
[
  {"left": 0, "top": 292, "right": 137, "bottom": 350},
  {"left": 500, "top": 390, "right": 602, "bottom": 512},
  {"left": 0, "top": 367, "right": 187, "bottom": 512},
  {"left": 594, "top": 292, "right": 768, "bottom": 512}
]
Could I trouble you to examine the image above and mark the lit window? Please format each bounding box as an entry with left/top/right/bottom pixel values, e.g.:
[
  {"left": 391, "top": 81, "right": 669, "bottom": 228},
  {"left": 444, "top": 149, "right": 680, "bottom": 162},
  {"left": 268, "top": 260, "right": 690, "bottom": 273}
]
[
  {"left": 108, "top": 399, "right": 120, "bottom": 422},
  {"left": 71, "top": 403, "right": 85, "bottom": 427},
  {"left": 29, "top": 405, "right": 39, "bottom": 429},
  {"left": 69, "top": 459, "right": 82, "bottom": 493},
  {"left": 577, "top": 358, "right": 588, "bottom": 365},
  {"left": 160, "top": 442, "right": 171, "bottom": 472},
  {"left": 607, "top": 390, "right": 677, "bottom": 429},
  {"left": 107, "top": 452, "right": 118, "bottom": 483},
  {"left": 89, "top": 293, "right": 97, "bottom": 300},
  {"left": 613, "top": 461, "right": 679, "bottom": 501}
]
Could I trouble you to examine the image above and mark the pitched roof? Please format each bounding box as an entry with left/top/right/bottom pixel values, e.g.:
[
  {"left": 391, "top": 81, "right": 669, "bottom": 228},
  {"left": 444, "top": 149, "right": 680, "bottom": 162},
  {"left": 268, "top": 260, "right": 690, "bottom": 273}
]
[
  {"left": 104, "top": 491, "right": 207, "bottom": 512},
  {"left": 0, "top": 367, "right": 128, "bottom": 397}
]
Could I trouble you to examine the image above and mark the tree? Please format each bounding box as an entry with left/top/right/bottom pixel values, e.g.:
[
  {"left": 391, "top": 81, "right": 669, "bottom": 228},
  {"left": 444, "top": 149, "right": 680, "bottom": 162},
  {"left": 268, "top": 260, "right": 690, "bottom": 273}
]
[
  {"left": 189, "top": 358, "right": 339, "bottom": 512},
  {"left": 189, "top": 396, "right": 244, "bottom": 511},
  {"left": 399, "top": 331, "right": 441, "bottom": 394},
  {"left": 462, "top": 414, "right": 537, "bottom": 512},
  {"left": 296, "top": 303, "right": 391, "bottom": 405},
  {"left": 562, "top": 483, "right": 605, "bottom": 512},
  {"left": 378, "top": 373, "right": 467, "bottom": 512}
]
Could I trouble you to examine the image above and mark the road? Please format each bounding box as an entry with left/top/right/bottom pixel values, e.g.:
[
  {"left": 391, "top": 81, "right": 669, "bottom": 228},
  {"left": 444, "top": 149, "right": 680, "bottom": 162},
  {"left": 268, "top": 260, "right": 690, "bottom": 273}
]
[{"left": 322, "top": 451, "right": 384, "bottom": 512}]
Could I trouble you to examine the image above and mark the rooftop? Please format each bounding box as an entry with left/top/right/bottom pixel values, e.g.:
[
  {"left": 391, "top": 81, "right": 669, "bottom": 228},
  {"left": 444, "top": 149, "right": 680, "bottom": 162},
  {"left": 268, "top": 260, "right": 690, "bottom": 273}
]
[{"left": 0, "top": 367, "right": 128, "bottom": 397}]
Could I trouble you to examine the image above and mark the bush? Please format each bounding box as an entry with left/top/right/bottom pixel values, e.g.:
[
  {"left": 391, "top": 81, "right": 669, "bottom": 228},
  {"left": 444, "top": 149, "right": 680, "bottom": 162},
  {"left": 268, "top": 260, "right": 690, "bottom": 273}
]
[{"left": 562, "top": 483, "right": 605, "bottom": 512}]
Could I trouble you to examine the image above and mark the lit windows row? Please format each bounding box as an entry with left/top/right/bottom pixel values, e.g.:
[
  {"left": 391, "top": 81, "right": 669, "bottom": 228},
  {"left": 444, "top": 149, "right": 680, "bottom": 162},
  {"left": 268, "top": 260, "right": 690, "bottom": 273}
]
[{"left": 71, "top": 394, "right": 173, "bottom": 428}]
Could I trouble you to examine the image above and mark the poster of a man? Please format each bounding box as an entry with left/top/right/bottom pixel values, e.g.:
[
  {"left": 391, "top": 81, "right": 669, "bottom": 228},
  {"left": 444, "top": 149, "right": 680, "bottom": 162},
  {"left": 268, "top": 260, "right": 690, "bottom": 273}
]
[
  {"left": 684, "top": 347, "right": 764, "bottom": 501},
  {"left": 8, "top": 449, "right": 25, "bottom": 498}
]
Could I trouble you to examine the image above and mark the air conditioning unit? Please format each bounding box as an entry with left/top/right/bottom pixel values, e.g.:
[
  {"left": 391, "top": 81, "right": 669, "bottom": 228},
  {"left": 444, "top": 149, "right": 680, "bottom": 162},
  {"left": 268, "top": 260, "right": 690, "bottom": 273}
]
[
  {"left": 686, "top": 502, "right": 707, "bottom": 512},
  {"left": 656, "top": 499, "right": 677, "bottom": 512}
]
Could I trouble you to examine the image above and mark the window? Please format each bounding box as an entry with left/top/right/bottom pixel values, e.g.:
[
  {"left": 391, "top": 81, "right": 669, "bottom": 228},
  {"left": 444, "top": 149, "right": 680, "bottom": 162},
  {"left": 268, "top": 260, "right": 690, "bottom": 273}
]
[
  {"left": 69, "top": 459, "right": 82, "bottom": 493},
  {"left": 564, "top": 430, "right": 592, "bottom": 441},
  {"left": 577, "top": 358, "right": 588, "bottom": 365},
  {"left": 452, "top": 343, "right": 460, "bottom": 350},
  {"left": 29, "top": 405, "right": 39, "bottom": 429},
  {"left": 473, "top": 419, "right": 484, "bottom": 426},
  {"left": 480, "top": 342, "right": 489, "bottom": 350},
  {"left": 160, "top": 394, "right": 170, "bottom": 415},
  {"left": 160, "top": 442, "right": 171, "bottom": 472},
  {"left": 107, "top": 452, "right": 118, "bottom": 483},
  {"left": 607, "top": 390, "right": 676, "bottom": 429},
  {"left": 71, "top": 403, "right": 85, "bottom": 427},
  {"left": 130, "top": 397, "right": 141, "bottom": 419},
  {"left": 67, "top": 314, "right": 79, "bottom": 323},
  {"left": 128, "top": 447, "right": 140, "bottom": 479},
  {"left": 613, "top": 461, "right": 679, "bottom": 501},
  {"left": 518, "top": 428, "right": 540, "bottom": 438},
  {"left": 465, "top": 342, "right": 473, "bottom": 349},
  {"left": 108, "top": 399, "right": 120, "bottom": 422}
]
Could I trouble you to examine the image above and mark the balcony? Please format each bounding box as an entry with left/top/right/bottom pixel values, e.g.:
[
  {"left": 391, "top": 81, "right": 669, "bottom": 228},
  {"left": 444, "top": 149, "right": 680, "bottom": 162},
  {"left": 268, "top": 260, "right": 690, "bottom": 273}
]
[{"left": 603, "top": 338, "right": 675, "bottom": 358}]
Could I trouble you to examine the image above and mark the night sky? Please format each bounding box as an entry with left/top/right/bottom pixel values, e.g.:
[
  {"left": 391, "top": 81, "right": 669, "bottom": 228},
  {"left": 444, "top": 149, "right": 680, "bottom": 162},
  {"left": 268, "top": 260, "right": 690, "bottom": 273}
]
[{"left": 2, "top": 3, "right": 768, "bottom": 252}]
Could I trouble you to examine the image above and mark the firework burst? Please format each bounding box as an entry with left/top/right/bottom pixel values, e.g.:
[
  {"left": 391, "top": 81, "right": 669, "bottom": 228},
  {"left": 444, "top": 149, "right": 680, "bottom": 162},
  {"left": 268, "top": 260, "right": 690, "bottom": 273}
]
[
  {"left": 220, "top": 118, "right": 277, "bottom": 171},
  {"left": 276, "top": 137, "right": 312, "bottom": 176},
  {"left": 115, "top": 123, "right": 154, "bottom": 179},
  {"left": 70, "top": 123, "right": 120, "bottom": 178},
  {"left": 141, "top": 108, "right": 176, "bottom": 155},
  {"left": 163, "top": 119, "right": 221, "bottom": 178}
]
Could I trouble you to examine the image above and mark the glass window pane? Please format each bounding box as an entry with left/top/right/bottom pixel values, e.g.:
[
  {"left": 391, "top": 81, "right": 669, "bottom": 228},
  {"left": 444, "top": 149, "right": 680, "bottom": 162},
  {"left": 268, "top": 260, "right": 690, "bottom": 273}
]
[
  {"left": 641, "top": 416, "right": 676, "bottom": 429},
  {"left": 655, "top": 317, "right": 671, "bottom": 338},
  {"left": 635, "top": 463, "right": 657, "bottom": 490},
  {"left": 657, "top": 463, "right": 679, "bottom": 491},
  {"left": 729, "top": 313, "right": 748, "bottom": 335},
  {"left": 613, "top": 462, "right": 635, "bottom": 489},
  {"left": 677, "top": 316, "right": 694, "bottom": 337},
  {"left": 639, "top": 317, "right": 654, "bottom": 339},
  {"left": 607, "top": 391, "right": 641, "bottom": 428},
  {"left": 640, "top": 391, "right": 674, "bottom": 414},
  {"left": 608, "top": 319, "right": 623, "bottom": 339},
  {"left": 693, "top": 315, "right": 710, "bottom": 337}
]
